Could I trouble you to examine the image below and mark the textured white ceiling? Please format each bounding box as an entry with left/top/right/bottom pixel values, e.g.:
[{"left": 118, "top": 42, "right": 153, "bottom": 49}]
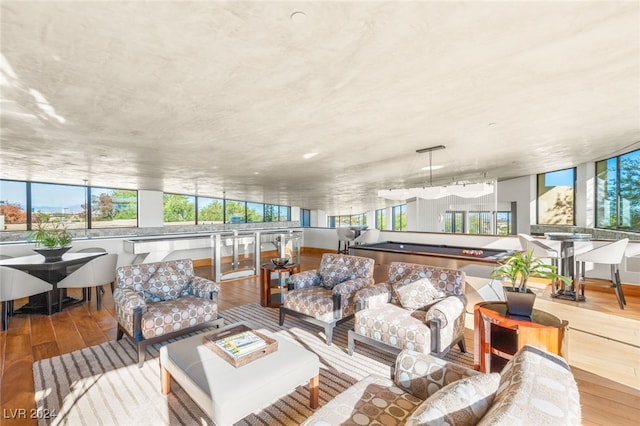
[{"left": 1, "top": 1, "right": 639, "bottom": 215}]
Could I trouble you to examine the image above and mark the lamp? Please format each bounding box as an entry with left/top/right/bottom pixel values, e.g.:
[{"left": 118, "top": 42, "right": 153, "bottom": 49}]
[
  {"left": 378, "top": 145, "right": 495, "bottom": 200},
  {"left": 377, "top": 182, "right": 494, "bottom": 200}
]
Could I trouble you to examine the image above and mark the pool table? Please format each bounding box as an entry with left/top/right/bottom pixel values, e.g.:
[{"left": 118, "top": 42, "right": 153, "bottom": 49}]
[{"left": 349, "top": 241, "right": 512, "bottom": 272}]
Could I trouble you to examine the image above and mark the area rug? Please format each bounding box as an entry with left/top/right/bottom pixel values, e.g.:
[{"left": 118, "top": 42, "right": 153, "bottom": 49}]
[{"left": 33, "top": 303, "right": 474, "bottom": 425}]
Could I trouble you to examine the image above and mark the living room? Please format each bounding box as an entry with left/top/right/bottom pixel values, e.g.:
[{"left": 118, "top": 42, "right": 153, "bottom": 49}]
[{"left": 1, "top": 1, "right": 640, "bottom": 425}]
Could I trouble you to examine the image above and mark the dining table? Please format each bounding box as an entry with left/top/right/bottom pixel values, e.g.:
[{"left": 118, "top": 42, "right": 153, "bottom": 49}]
[
  {"left": 0, "top": 251, "right": 107, "bottom": 315},
  {"left": 544, "top": 232, "right": 592, "bottom": 301}
]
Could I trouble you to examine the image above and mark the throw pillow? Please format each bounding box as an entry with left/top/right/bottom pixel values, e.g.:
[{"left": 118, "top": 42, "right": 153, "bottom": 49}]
[
  {"left": 143, "top": 266, "right": 190, "bottom": 302},
  {"left": 406, "top": 373, "right": 501, "bottom": 426},
  {"left": 393, "top": 277, "right": 442, "bottom": 310}
]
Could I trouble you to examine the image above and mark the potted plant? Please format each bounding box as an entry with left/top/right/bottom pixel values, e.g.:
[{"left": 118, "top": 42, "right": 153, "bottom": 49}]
[
  {"left": 491, "top": 250, "right": 570, "bottom": 317},
  {"left": 31, "top": 219, "right": 73, "bottom": 262}
]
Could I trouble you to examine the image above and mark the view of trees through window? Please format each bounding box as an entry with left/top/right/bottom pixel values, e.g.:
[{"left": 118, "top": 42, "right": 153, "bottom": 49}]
[
  {"left": 91, "top": 187, "right": 138, "bottom": 228},
  {"left": 537, "top": 168, "right": 575, "bottom": 225},
  {"left": 0, "top": 180, "right": 27, "bottom": 230},
  {"left": 375, "top": 209, "right": 386, "bottom": 230},
  {"left": 596, "top": 149, "right": 640, "bottom": 232},
  {"left": 392, "top": 204, "right": 406, "bottom": 231},
  {"left": 445, "top": 211, "right": 464, "bottom": 233}
]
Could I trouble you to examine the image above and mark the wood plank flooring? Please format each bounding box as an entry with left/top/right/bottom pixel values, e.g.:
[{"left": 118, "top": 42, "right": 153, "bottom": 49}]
[{"left": 1, "top": 252, "right": 639, "bottom": 425}]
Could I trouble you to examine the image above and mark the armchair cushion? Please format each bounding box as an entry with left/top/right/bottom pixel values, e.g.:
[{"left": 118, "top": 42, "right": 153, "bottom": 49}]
[
  {"left": 406, "top": 373, "right": 500, "bottom": 426},
  {"left": 288, "top": 269, "right": 322, "bottom": 290},
  {"left": 144, "top": 265, "right": 191, "bottom": 302},
  {"left": 319, "top": 254, "right": 373, "bottom": 289},
  {"left": 394, "top": 277, "right": 443, "bottom": 311},
  {"left": 140, "top": 295, "right": 218, "bottom": 339}
]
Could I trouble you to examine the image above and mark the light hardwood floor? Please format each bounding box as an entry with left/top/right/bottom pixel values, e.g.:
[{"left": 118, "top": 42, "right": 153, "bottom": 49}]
[{"left": 1, "top": 252, "right": 639, "bottom": 425}]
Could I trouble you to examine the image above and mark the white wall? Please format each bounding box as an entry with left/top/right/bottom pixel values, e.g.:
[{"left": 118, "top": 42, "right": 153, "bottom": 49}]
[{"left": 497, "top": 176, "right": 532, "bottom": 234}]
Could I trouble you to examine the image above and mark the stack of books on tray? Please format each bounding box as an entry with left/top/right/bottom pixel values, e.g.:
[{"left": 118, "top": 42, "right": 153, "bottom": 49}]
[{"left": 215, "top": 330, "right": 267, "bottom": 358}]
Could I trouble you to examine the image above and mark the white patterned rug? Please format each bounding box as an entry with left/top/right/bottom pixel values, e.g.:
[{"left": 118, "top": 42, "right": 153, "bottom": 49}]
[{"left": 33, "top": 303, "right": 473, "bottom": 425}]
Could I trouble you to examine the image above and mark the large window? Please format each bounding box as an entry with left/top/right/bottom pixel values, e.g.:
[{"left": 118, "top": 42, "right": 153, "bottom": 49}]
[
  {"left": 225, "top": 199, "right": 246, "bottom": 224},
  {"left": 468, "top": 211, "right": 492, "bottom": 234},
  {"left": 329, "top": 214, "right": 366, "bottom": 228},
  {"left": 247, "top": 202, "right": 264, "bottom": 223},
  {"left": 0, "top": 180, "right": 27, "bottom": 231},
  {"left": 375, "top": 208, "right": 387, "bottom": 230},
  {"left": 90, "top": 187, "right": 137, "bottom": 228},
  {"left": 596, "top": 149, "right": 640, "bottom": 232},
  {"left": 537, "top": 168, "right": 575, "bottom": 225},
  {"left": 301, "top": 209, "right": 311, "bottom": 227},
  {"left": 32, "top": 182, "right": 87, "bottom": 230},
  {"left": 392, "top": 204, "right": 406, "bottom": 231},
  {"left": 197, "top": 197, "right": 224, "bottom": 224},
  {"left": 496, "top": 211, "right": 512, "bottom": 235},
  {"left": 279, "top": 205, "right": 290, "bottom": 221},
  {"left": 163, "top": 193, "right": 195, "bottom": 225},
  {"left": 444, "top": 211, "right": 464, "bottom": 233}
]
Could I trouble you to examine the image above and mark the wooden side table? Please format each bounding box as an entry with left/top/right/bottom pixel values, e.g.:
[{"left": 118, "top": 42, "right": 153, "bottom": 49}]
[
  {"left": 260, "top": 263, "right": 299, "bottom": 308},
  {"left": 474, "top": 301, "right": 568, "bottom": 373}
]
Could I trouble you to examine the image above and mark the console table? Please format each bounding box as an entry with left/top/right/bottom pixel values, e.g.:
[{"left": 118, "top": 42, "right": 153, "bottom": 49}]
[
  {"left": 474, "top": 301, "right": 568, "bottom": 373},
  {"left": 260, "top": 263, "right": 299, "bottom": 308}
]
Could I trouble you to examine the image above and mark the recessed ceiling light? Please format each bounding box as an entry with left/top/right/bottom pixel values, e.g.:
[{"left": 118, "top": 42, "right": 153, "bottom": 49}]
[
  {"left": 421, "top": 165, "right": 444, "bottom": 171},
  {"left": 290, "top": 11, "right": 307, "bottom": 24},
  {"left": 253, "top": 171, "right": 260, "bottom": 175},
  {"left": 303, "top": 152, "right": 318, "bottom": 160}
]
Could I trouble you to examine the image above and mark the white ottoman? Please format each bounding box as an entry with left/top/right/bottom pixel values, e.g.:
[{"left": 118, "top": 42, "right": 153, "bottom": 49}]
[{"left": 160, "top": 322, "right": 320, "bottom": 425}]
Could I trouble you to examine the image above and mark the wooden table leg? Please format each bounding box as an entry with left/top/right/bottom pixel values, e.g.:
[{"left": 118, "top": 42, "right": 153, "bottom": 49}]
[
  {"left": 309, "top": 374, "right": 319, "bottom": 408},
  {"left": 161, "top": 366, "right": 171, "bottom": 395}
]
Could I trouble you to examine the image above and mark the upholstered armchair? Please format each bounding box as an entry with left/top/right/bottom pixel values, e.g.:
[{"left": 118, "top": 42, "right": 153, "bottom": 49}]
[
  {"left": 348, "top": 261, "right": 467, "bottom": 357},
  {"left": 279, "top": 253, "right": 375, "bottom": 345},
  {"left": 114, "top": 259, "right": 224, "bottom": 366}
]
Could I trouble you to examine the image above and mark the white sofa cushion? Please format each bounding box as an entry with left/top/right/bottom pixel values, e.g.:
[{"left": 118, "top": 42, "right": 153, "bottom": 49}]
[{"left": 406, "top": 373, "right": 500, "bottom": 426}]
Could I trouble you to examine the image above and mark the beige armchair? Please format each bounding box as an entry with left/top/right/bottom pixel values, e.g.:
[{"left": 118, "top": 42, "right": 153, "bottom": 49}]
[
  {"left": 114, "top": 259, "right": 224, "bottom": 366},
  {"left": 348, "top": 261, "right": 467, "bottom": 357},
  {"left": 279, "top": 253, "right": 375, "bottom": 345}
]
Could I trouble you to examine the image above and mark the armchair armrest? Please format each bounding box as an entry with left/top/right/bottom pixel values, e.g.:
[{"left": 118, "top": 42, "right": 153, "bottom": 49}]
[
  {"left": 425, "top": 296, "right": 466, "bottom": 354},
  {"left": 354, "top": 282, "right": 392, "bottom": 311},
  {"left": 288, "top": 269, "right": 322, "bottom": 290},
  {"left": 113, "top": 287, "right": 147, "bottom": 315},
  {"left": 332, "top": 277, "right": 375, "bottom": 296},
  {"left": 393, "top": 349, "right": 478, "bottom": 400},
  {"left": 189, "top": 276, "right": 221, "bottom": 300}
]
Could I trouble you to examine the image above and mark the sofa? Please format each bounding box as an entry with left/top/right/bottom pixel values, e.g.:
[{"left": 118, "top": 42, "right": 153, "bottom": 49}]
[
  {"left": 114, "top": 259, "right": 224, "bottom": 366},
  {"left": 303, "top": 344, "right": 581, "bottom": 425},
  {"left": 349, "top": 262, "right": 467, "bottom": 357}
]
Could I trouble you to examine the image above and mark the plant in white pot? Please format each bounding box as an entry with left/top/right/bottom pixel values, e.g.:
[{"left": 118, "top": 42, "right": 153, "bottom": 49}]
[
  {"left": 490, "top": 250, "right": 570, "bottom": 317},
  {"left": 30, "top": 219, "right": 73, "bottom": 262}
]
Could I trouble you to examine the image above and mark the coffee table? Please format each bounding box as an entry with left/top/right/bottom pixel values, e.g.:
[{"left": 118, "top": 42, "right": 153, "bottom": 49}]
[{"left": 159, "top": 322, "right": 320, "bottom": 425}]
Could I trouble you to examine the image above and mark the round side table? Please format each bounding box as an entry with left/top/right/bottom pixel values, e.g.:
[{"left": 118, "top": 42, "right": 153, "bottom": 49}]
[
  {"left": 260, "top": 263, "right": 300, "bottom": 308},
  {"left": 473, "top": 301, "right": 568, "bottom": 373}
]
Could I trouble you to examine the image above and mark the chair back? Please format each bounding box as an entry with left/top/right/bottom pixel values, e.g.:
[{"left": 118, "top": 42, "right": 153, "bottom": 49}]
[
  {"left": 518, "top": 233, "right": 559, "bottom": 257},
  {"left": 75, "top": 247, "right": 107, "bottom": 253},
  {"left": 354, "top": 229, "right": 380, "bottom": 245},
  {"left": 387, "top": 262, "right": 466, "bottom": 300},
  {"left": 336, "top": 227, "right": 356, "bottom": 242},
  {"left": 576, "top": 238, "right": 629, "bottom": 264},
  {"left": 58, "top": 254, "right": 118, "bottom": 289},
  {"left": 0, "top": 266, "right": 53, "bottom": 301}
]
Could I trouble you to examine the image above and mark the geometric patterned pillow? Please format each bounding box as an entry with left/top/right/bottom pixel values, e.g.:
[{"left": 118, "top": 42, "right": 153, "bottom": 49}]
[
  {"left": 393, "top": 278, "right": 442, "bottom": 311},
  {"left": 141, "top": 265, "right": 190, "bottom": 302},
  {"left": 406, "top": 373, "right": 501, "bottom": 426}
]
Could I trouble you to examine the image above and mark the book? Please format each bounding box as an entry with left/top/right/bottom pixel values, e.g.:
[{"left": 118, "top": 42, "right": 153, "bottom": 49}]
[{"left": 214, "top": 331, "right": 267, "bottom": 358}]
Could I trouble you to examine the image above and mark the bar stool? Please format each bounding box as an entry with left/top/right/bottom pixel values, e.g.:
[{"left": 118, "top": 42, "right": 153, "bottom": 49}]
[
  {"left": 575, "top": 238, "right": 629, "bottom": 309},
  {"left": 336, "top": 227, "right": 355, "bottom": 254}
]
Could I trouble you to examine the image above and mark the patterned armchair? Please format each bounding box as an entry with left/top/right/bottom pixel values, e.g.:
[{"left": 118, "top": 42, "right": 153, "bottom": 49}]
[
  {"left": 114, "top": 259, "right": 224, "bottom": 366},
  {"left": 279, "top": 253, "right": 375, "bottom": 345},
  {"left": 348, "top": 261, "right": 467, "bottom": 357}
]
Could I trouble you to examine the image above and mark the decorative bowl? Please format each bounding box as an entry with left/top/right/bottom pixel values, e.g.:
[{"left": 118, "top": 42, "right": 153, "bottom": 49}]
[
  {"left": 33, "top": 246, "right": 72, "bottom": 262},
  {"left": 271, "top": 257, "right": 290, "bottom": 268}
]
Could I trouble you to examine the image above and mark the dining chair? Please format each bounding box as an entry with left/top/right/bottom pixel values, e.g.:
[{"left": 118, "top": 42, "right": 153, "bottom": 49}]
[
  {"left": 57, "top": 253, "right": 118, "bottom": 311},
  {"left": 70, "top": 247, "right": 111, "bottom": 297},
  {"left": 1, "top": 266, "right": 53, "bottom": 330},
  {"left": 575, "top": 238, "right": 629, "bottom": 309}
]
